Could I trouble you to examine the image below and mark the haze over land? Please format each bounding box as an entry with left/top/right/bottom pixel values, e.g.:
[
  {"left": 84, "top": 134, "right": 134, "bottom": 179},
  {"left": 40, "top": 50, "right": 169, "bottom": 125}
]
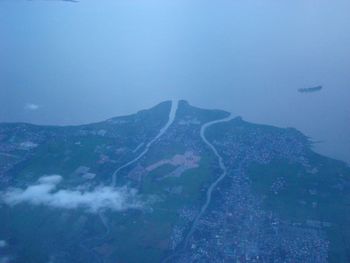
[
  {"left": 0, "top": 0, "right": 349, "bottom": 163},
  {"left": 1, "top": 100, "right": 349, "bottom": 262}
]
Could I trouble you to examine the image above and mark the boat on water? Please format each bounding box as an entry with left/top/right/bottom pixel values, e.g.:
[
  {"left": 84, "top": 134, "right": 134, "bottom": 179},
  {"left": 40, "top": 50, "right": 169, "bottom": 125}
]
[{"left": 298, "top": 85, "right": 323, "bottom": 93}]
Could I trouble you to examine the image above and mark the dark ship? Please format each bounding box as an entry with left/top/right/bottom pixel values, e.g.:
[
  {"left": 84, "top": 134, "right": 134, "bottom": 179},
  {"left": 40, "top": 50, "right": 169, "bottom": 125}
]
[{"left": 298, "top": 85, "right": 323, "bottom": 93}]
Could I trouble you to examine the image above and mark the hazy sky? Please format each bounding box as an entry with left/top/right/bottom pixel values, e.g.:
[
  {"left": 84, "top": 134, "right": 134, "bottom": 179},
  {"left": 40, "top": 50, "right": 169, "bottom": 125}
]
[{"left": 0, "top": 0, "right": 349, "bottom": 163}]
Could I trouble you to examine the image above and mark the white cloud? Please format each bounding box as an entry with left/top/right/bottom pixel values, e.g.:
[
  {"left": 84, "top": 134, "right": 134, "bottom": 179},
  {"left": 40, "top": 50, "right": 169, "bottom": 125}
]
[
  {"left": 0, "top": 240, "right": 6, "bottom": 248},
  {"left": 38, "top": 175, "right": 62, "bottom": 184},
  {"left": 24, "top": 103, "right": 40, "bottom": 111},
  {"left": 0, "top": 257, "right": 11, "bottom": 263},
  {"left": 0, "top": 175, "right": 145, "bottom": 213}
]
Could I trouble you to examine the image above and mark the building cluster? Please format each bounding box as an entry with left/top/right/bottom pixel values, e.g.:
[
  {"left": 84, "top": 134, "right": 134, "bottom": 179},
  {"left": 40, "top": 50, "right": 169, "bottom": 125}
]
[{"left": 168, "top": 124, "right": 329, "bottom": 262}]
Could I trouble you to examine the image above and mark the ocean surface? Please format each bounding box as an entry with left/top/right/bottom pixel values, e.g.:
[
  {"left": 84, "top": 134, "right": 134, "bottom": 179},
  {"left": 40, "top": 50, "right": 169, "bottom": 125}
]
[{"left": 1, "top": 0, "right": 349, "bottom": 163}]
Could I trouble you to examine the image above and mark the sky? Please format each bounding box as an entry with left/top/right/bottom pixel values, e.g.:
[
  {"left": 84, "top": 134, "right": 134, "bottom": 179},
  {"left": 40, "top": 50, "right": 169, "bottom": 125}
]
[{"left": 0, "top": 0, "right": 349, "bottom": 163}]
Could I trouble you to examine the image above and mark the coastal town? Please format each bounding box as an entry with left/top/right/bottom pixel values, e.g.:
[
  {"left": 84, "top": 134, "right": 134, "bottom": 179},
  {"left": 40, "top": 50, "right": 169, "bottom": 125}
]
[{"left": 0, "top": 101, "right": 349, "bottom": 262}]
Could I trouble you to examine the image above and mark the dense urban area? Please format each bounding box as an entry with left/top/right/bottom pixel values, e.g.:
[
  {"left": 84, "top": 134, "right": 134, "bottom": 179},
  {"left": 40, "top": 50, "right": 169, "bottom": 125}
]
[{"left": 0, "top": 101, "right": 349, "bottom": 263}]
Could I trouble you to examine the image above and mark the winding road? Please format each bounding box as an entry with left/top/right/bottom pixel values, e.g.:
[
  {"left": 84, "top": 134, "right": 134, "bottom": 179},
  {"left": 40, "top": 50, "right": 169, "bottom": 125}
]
[
  {"left": 183, "top": 114, "right": 233, "bottom": 247},
  {"left": 86, "top": 102, "right": 233, "bottom": 263},
  {"left": 111, "top": 100, "right": 179, "bottom": 186},
  {"left": 82, "top": 100, "right": 178, "bottom": 262},
  {"left": 163, "top": 114, "right": 233, "bottom": 262}
]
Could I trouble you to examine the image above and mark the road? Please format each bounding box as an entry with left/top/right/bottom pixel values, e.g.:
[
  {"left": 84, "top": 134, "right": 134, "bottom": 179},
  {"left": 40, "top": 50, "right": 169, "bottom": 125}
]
[
  {"left": 163, "top": 114, "right": 233, "bottom": 262},
  {"left": 81, "top": 100, "right": 179, "bottom": 262},
  {"left": 111, "top": 100, "right": 178, "bottom": 186}
]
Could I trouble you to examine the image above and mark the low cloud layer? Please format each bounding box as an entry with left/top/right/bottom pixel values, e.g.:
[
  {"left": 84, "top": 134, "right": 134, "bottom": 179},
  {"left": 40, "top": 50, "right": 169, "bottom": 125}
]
[
  {"left": 24, "top": 103, "right": 40, "bottom": 111},
  {"left": 0, "top": 240, "right": 10, "bottom": 263},
  {"left": 0, "top": 175, "right": 144, "bottom": 213},
  {"left": 0, "top": 240, "right": 6, "bottom": 248},
  {"left": 0, "top": 257, "right": 11, "bottom": 263}
]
